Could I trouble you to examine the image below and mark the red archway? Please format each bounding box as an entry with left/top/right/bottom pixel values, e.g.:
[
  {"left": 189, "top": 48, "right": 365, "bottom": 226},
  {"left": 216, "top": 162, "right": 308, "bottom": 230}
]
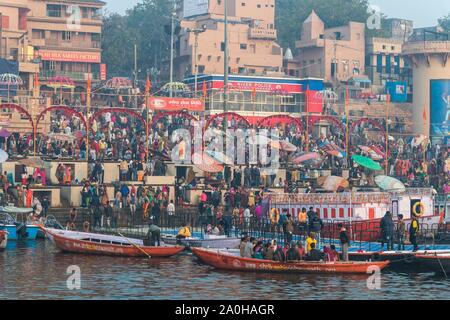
[
  {"left": 308, "top": 115, "right": 346, "bottom": 135},
  {"left": 0, "top": 103, "right": 34, "bottom": 130},
  {"left": 350, "top": 118, "right": 385, "bottom": 133},
  {"left": 89, "top": 107, "right": 147, "bottom": 132},
  {"left": 36, "top": 105, "right": 88, "bottom": 130},
  {"left": 257, "top": 115, "right": 304, "bottom": 132},
  {"left": 205, "top": 112, "right": 250, "bottom": 132}
]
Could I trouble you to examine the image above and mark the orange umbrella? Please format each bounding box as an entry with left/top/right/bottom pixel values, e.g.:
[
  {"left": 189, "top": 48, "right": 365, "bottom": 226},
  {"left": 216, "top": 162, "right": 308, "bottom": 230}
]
[
  {"left": 193, "top": 153, "right": 224, "bottom": 173},
  {"left": 317, "top": 176, "right": 349, "bottom": 192}
]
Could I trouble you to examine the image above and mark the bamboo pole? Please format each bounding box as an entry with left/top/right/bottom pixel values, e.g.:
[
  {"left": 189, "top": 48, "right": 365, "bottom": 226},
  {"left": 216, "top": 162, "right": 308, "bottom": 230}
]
[
  {"left": 385, "top": 94, "right": 390, "bottom": 175},
  {"left": 345, "top": 86, "right": 350, "bottom": 167}
]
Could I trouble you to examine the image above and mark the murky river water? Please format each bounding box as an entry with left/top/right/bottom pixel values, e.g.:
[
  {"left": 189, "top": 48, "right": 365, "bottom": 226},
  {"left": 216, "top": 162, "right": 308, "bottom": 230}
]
[{"left": 1, "top": 240, "right": 449, "bottom": 300}]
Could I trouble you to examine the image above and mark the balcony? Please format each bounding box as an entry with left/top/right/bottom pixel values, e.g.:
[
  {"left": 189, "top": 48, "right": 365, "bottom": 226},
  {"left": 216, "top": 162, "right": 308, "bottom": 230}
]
[
  {"left": 403, "top": 41, "right": 450, "bottom": 55},
  {"left": 248, "top": 28, "right": 277, "bottom": 40},
  {"left": 44, "top": 39, "right": 101, "bottom": 50},
  {"left": 0, "top": 54, "right": 40, "bottom": 73},
  {"left": 39, "top": 70, "right": 100, "bottom": 82}
]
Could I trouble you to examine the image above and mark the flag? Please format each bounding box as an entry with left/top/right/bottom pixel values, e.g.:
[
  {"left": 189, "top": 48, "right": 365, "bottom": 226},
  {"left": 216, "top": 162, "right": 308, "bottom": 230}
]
[
  {"left": 33, "top": 73, "right": 39, "bottom": 96},
  {"left": 423, "top": 106, "right": 427, "bottom": 121},
  {"left": 87, "top": 75, "right": 91, "bottom": 95},
  {"left": 252, "top": 85, "right": 257, "bottom": 102},
  {"left": 202, "top": 80, "right": 207, "bottom": 100},
  {"left": 145, "top": 76, "right": 151, "bottom": 95}
]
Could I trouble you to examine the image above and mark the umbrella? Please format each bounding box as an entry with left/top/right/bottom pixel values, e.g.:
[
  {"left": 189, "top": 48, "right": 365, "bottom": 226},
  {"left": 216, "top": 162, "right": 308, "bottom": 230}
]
[
  {"left": 352, "top": 155, "right": 382, "bottom": 171},
  {"left": 280, "top": 140, "right": 297, "bottom": 153},
  {"left": 193, "top": 153, "right": 224, "bottom": 173},
  {"left": 411, "top": 135, "right": 428, "bottom": 148},
  {"left": 18, "top": 157, "right": 47, "bottom": 168},
  {"left": 47, "top": 133, "right": 75, "bottom": 142},
  {"left": 47, "top": 76, "right": 75, "bottom": 89},
  {"left": 317, "top": 176, "right": 349, "bottom": 192},
  {"left": 0, "top": 149, "right": 8, "bottom": 163},
  {"left": 206, "top": 150, "right": 234, "bottom": 165},
  {"left": 0, "top": 73, "right": 23, "bottom": 86},
  {"left": 292, "top": 152, "right": 320, "bottom": 165},
  {"left": 0, "top": 128, "right": 11, "bottom": 138},
  {"left": 359, "top": 146, "right": 383, "bottom": 161},
  {"left": 375, "top": 175, "right": 406, "bottom": 192},
  {"left": 105, "top": 77, "right": 133, "bottom": 90}
]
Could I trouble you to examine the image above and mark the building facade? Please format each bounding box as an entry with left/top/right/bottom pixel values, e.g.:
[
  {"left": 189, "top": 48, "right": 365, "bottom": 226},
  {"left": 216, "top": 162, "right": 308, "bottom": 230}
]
[
  {"left": 176, "top": 0, "right": 283, "bottom": 81},
  {"left": 0, "top": 0, "right": 39, "bottom": 95},
  {"left": 26, "top": 0, "right": 105, "bottom": 90},
  {"left": 286, "top": 11, "right": 365, "bottom": 86}
]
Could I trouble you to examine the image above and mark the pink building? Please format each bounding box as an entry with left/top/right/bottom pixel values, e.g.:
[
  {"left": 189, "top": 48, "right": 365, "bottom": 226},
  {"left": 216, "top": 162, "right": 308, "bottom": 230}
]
[
  {"left": 176, "top": 0, "right": 283, "bottom": 80},
  {"left": 285, "top": 11, "right": 365, "bottom": 85}
]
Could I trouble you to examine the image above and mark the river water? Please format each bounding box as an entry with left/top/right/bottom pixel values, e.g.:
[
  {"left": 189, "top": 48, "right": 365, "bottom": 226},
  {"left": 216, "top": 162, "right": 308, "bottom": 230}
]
[{"left": 1, "top": 240, "right": 449, "bottom": 300}]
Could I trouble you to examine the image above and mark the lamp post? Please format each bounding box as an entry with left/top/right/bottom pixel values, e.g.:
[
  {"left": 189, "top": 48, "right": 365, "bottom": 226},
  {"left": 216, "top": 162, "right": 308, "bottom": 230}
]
[{"left": 187, "top": 25, "right": 207, "bottom": 97}]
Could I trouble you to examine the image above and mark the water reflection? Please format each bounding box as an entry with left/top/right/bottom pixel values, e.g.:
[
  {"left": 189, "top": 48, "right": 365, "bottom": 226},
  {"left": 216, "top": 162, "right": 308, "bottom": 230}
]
[{"left": 1, "top": 241, "right": 450, "bottom": 300}]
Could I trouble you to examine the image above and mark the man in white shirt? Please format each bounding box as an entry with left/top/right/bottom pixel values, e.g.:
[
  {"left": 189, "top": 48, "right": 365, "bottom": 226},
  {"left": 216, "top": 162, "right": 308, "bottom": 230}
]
[{"left": 167, "top": 200, "right": 175, "bottom": 227}]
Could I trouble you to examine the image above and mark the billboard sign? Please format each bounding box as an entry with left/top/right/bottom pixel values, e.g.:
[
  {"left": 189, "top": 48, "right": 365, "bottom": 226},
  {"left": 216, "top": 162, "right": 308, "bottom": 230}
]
[
  {"left": 39, "top": 50, "right": 101, "bottom": 63},
  {"left": 100, "top": 64, "right": 107, "bottom": 81},
  {"left": 183, "top": 0, "right": 209, "bottom": 18},
  {"left": 149, "top": 97, "right": 204, "bottom": 112},
  {"left": 430, "top": 80, "right": 450, "bottom": 138}
]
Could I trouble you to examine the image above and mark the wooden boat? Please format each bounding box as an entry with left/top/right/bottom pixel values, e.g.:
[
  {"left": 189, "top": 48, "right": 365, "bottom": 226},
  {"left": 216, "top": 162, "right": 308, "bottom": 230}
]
[
  {"left": 161, "top": 234, "right": 241, "bottom": 249},
  {"left": 414, "top": 253, "right": 450, "bottom": 274},
  {"left": 0, "top": 209, "right": 40, "bottom": 240},
  {"left": 0, "top": 230, "right": 7, "bottom": 250},
  {"left": 192, "top": 248, "right": 390, "bottom": 274},
  {"left": 43, "top": 228, "right": 185, "bottom": 258}
]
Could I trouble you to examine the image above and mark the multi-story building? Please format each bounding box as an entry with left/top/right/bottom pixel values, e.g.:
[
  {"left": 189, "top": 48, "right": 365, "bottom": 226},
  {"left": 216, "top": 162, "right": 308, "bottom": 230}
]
[
  {"left": 0, "top": 0, "right": 39, "bottom": 95},
  {"left": 26, "top": 0, "right": 105, "bottom": 90},
  {"left": 365, "top": 19, "right": 413, "bottom": 91},
  {"left": 285, "top": 11, "right": 365, "bottom": 86},
  {"left": 176, "top": 0, "right": 283, "bottom": 81}
]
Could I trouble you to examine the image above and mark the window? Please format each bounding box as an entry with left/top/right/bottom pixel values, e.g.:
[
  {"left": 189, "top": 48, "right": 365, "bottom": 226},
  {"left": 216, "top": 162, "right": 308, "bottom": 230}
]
[
  {"left": 62, "top": 31, "right": 72, "bottom": 41},
  {"left": 1, "top": 15, "right": 9, "bottom": 29},
  {"left": 91, "top": 33, "right": 101, "bottom": 42},
  {"left": 47, "top": 4, "right": 62, "bottom": 17},
  {"left": 82, "top": 7, "right": 89, "bottom": 19},
  {"left": 32, "top": 30, "right": 45, "bottom": 39},
  {"left": 240, "top": 44, "right": 247, "bottom": 50}
]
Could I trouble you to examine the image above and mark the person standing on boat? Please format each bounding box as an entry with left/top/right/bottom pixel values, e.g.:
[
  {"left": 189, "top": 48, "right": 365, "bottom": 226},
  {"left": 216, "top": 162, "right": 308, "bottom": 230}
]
[
  {"left": 380, "top": 211, "right": 395, "bottom": 251},
  {"left": 167, "top": 200, "right": 175, "bottom": 227},
  {"left": 305, "top": 232, "right": 317, "bottom": 253},
  {"left": 146, "top": 219, "right": 161, "bottom": 246},
  {"left": 396, "top": 214, "right": 406, "bottom": 251},
  {"left": 338, "top": 223, "right": 350, "bottom": 261},
  {"left": 282, "top": 213, "right": 295, "bottom": 245},
  {"left": 409, "top": 217, "right": 420, "bottom": 252}
]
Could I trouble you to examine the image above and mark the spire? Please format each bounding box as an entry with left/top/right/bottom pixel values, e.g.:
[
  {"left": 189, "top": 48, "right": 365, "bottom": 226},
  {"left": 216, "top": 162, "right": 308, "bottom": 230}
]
[
  {"left": 284, "top": 48, "right": 294, "bottom": 61},
  {"left": 304, "top": 10, "right": 323, "bottom": 24}
]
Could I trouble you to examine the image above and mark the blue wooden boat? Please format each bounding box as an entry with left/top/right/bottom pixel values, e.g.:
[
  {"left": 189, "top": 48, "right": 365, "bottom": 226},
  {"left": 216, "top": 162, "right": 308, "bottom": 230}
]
[{"left": 0, "top": 207, "right": 40, "bottom": 240}]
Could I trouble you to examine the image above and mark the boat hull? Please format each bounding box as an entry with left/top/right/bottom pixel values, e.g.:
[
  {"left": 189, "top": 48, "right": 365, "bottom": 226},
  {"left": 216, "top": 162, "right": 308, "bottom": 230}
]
[
  {"left": 414, "top": 254, "right": 450, "bottom": 274},
  {"left": 192, "top": 248, "right": 389, "bottom": 274},
  {"left": 46, "top": 229, "right": 185, "bottom": 258},
  {"left": 162, "top": 234, "right": 241, "bottom": 249},
  {"left": 0, "top": 225, "right": 39, "bottom": 240}
]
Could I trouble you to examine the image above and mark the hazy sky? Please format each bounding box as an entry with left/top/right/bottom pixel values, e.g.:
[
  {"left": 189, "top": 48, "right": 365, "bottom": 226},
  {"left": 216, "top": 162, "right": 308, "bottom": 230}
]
[{"left": 105, "top": 0, "right": 450, "bottom": 28}]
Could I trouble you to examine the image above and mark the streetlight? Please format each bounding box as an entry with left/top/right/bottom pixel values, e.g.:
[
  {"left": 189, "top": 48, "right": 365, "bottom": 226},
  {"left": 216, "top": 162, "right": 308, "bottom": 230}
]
[{"left": 187, "top": 24, "right": 207, "bottom": 97}]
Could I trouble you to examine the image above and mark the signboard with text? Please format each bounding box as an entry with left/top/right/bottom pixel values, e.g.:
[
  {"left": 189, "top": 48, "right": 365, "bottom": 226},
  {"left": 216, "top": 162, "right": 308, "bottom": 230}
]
[
  {"left": 39, "top": 50, "right": 101, "bottom": 63},
  {"left": 100, "top": 64, "right": 107, "bottom": 81},
  {"left": 149, "top": 97, "right": 205, "bottom": 112}
]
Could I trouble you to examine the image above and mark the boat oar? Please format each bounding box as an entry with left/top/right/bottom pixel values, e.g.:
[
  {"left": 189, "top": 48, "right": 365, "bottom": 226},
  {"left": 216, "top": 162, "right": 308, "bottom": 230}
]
[{"left": 117, "top": 232, "right": 151, "bottom": 259}]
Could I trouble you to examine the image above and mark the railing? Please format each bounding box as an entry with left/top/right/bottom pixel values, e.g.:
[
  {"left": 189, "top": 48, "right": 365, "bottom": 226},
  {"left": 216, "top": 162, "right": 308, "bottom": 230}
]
[{"left": 39, "top": 70, "right": 100, "bottom": 81}]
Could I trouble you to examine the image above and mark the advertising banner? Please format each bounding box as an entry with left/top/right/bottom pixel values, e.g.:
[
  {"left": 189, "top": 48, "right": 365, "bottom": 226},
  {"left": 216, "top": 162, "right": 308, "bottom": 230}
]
[
  {"left": 430, "top": 80, "right": 450, "bottom": 138},
  {"left": 39, "top": 50, "right": 101, "bottom": 63},
  {"left": 183, "top": 0, "right": 209, "bottom": 18},
  {"left": 100, "top": 64, "right": 107, "bottom": 81},
  {"left": 149, "top": 97, "right": 205, "bottom": 112}
]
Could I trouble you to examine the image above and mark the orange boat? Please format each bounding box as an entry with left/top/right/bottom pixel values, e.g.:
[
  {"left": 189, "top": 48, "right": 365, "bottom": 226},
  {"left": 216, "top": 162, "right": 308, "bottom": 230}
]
[
  {"left": 192, "top": 248, "right": 390, "bottom": 274},
  {"left": 44, "top": 228, "right": 185, "bottom": 258}
]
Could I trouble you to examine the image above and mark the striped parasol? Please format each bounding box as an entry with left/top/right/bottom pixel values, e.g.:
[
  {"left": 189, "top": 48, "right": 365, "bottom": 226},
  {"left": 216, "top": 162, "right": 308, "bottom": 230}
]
[
  {"left": 193, "top": 153, "right": 224, "bottom": 173},
  {"left": 292, "top": 152, "right": 320, "bottom": 165}
]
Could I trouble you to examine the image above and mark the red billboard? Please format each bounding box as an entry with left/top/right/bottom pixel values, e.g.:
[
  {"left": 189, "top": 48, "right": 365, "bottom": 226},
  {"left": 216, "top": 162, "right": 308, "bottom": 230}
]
[{"left": 149, "top": 97, "right": 204, "bottom": 112}]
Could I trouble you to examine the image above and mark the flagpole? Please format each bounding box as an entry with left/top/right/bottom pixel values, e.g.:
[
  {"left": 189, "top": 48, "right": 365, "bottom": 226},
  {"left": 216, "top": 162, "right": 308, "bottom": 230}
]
[
  {"left": 345, "top": 85, "right": 350, "bottom": 167},
  {"left": 305, "top": 85, "right": 309, "bottom": 152},
  {"left": 145, "top": 76, "right": 151, "bottom": 163},
  {"left": 385, "top": 94, "right": 390, "bottom": 175},
  {"left": 86, "top": 75, "right": 91, "bottom": 163}
]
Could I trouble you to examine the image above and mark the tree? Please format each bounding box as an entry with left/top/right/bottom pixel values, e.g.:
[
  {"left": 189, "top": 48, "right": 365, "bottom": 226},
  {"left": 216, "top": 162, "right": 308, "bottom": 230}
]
[{"left": 439, "top": 13, "right": 450, "bottom": 32}]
